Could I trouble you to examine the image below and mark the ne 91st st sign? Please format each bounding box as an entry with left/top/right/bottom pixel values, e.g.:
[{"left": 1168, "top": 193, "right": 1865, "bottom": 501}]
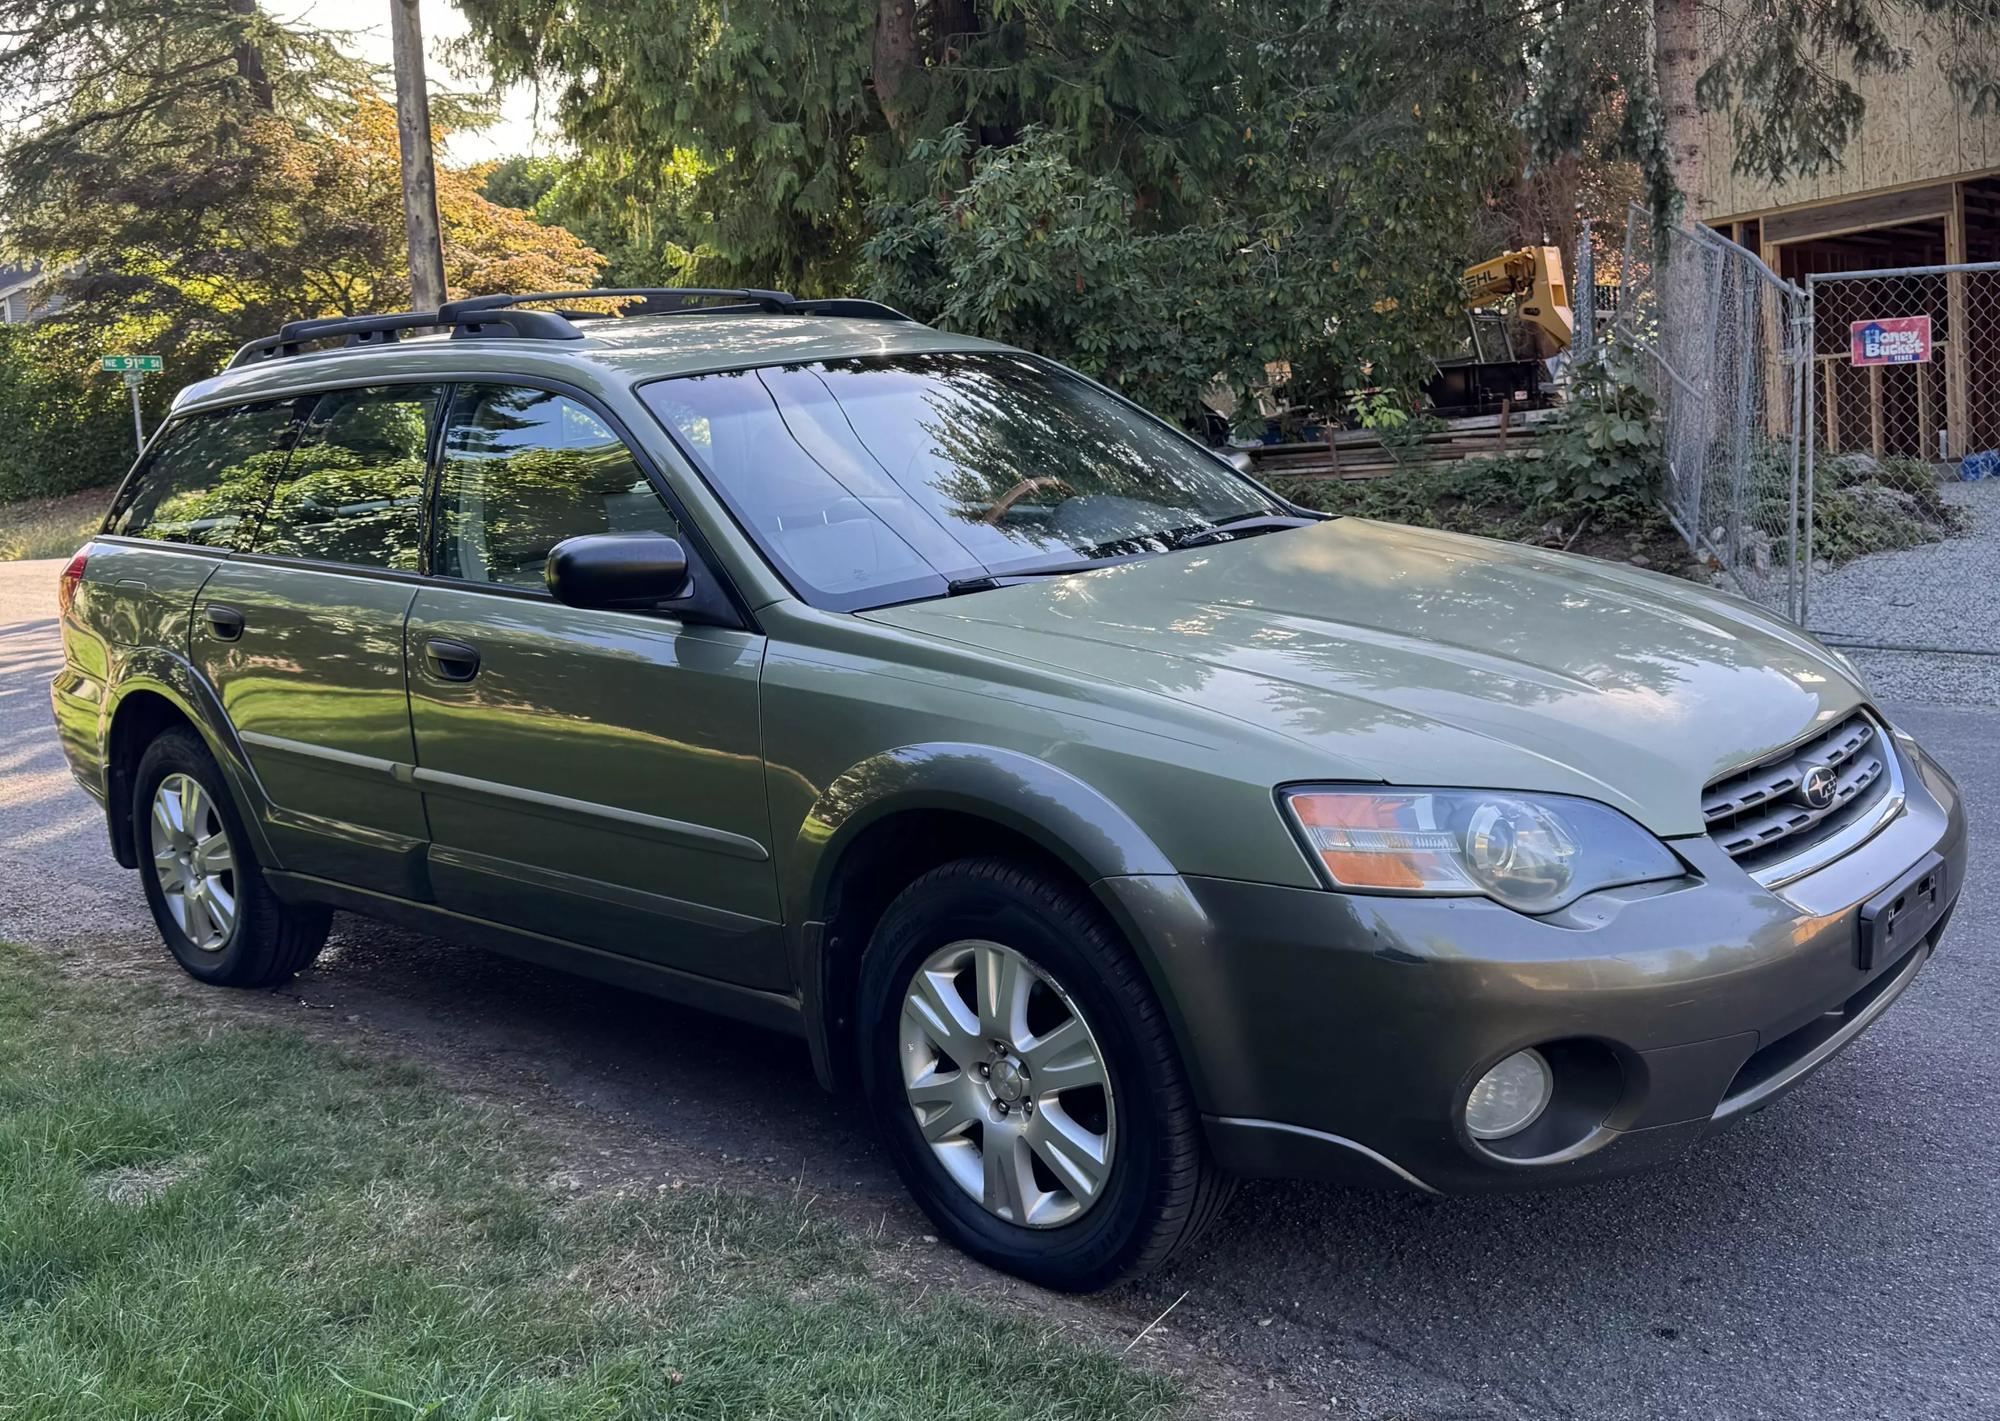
[
  {"left": 1849, "top": 316, "right": 1932, "bottom": 366},
  {"left": 100, "top": 354, "right": 164, "bottom": 373}
]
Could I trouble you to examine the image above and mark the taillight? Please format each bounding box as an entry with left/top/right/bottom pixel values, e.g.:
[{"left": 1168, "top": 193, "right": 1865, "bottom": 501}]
[{"left": 57, "top": 548, "right": 88, "bottom": 619}]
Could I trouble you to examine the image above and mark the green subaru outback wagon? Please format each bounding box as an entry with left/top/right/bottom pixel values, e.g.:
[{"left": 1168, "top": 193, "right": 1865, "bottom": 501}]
[{"left": 52, "top": 289, "right": 1966, "bottom": 1290}]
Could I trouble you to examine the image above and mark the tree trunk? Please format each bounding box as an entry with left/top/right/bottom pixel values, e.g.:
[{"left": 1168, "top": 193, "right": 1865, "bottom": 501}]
[
  {"left": 933, "top": 0, "right": 975, "bottom": 63},
  {"left": 1654, "top": 0, "right": 1705, "bottom": 218},
  {"left": 389, "top": 0, "right": 447, "bottom": 311},
  {"left": 873, "top": 0, "right": 921, "bottom": 143},
  {"left": 227, "top": 0, "right": 275, "bottom": 111}
]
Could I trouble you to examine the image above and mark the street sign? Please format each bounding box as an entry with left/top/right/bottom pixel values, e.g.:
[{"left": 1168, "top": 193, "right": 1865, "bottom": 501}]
[
  {"left": 100, "top": 354, "right": 163, "bottom": 373},
  {"left": 1849, "top": 316, "right": 1932, "bottom": 366}
]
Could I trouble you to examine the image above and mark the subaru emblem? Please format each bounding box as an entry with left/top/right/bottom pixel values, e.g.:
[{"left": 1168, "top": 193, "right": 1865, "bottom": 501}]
[{"left": 1796, "top": 761, "right": 1838, "bottom": 811}]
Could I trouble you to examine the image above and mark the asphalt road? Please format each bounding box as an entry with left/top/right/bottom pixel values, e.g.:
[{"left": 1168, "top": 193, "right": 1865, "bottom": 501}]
[{"left": 3, "top": 554, "right": 1996, "bottom": 1419}]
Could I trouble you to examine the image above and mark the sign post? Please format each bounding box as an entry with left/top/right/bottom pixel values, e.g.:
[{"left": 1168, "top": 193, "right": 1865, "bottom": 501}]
[{"left": 100, "top": 355, "right": 163, "bottom": 452}]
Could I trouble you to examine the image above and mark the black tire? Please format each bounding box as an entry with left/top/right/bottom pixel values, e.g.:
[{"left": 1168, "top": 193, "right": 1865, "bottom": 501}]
[
  {"left": 132, "top": 727, "right": 331, "bottom": 988},
  {"left": 858, "top": 856, "right": 1234, "bottom": 1291}
]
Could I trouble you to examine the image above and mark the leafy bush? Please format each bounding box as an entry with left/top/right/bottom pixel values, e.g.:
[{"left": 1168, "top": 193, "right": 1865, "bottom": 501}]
[
  {"left": 1811, "top": 453, "right": 1963, "bottom": 563},
  {"left": 0, "top": 323, "right": 138, "bottom": 502},
  {"left": 1277, "top": 453, "right": 1676, "bottom": 553},
  {"left": 1535, "top": 352, "right": 1662, "bottom": 502}
]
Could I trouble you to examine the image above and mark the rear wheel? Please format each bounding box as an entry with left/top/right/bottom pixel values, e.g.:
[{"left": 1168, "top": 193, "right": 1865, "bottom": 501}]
[
  {"left": 858, "top": 857, "right": 1232, "bottom": 1291},
  {"left": 134, "top": 728, "right": 330, "bottom": 987}
]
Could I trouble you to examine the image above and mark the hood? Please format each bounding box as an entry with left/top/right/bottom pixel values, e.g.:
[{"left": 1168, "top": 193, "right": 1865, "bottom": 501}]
[{"left": 862, "top": 518, "right": 1865, "bottom": 837}]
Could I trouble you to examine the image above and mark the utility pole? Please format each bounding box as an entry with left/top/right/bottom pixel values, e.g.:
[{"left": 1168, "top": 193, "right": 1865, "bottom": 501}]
[{"left": 389, "top": 0, "right": 447, "bottom": 313}]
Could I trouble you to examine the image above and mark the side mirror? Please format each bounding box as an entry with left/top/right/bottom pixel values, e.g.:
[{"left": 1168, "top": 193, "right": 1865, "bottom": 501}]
[
  {"left": 1224, "top": 449, "right": 1255, "bottom": 474},
  {"left": 546, "top": 532, "right": 691, "bottom": 611}
]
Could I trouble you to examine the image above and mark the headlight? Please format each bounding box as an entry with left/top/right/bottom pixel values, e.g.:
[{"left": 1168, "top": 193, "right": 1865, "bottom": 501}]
[{"left": 1280, "top": 786, "right": 1683, "bottom": 913}]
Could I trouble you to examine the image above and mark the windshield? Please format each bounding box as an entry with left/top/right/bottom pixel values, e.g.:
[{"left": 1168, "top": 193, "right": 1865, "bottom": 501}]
[{"left": 638, "top": 352, "right": 1283, "bottom": 610}]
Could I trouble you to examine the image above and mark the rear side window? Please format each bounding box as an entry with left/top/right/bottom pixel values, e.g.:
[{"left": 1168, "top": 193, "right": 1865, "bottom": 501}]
[
  {"left": 250, "top": 384, "right": 442, "bottom": 570},
  {"left": 104, "top": 401, "right": 299, "bottom": 548},
  {"left": 433, "top": 384, "right": 681, "bottom": 589}
]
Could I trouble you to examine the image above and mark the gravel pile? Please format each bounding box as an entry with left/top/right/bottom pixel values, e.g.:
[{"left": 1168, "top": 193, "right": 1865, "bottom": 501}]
[{"left": 1806, "top": 476, "right": 2000, "bottom": 707}]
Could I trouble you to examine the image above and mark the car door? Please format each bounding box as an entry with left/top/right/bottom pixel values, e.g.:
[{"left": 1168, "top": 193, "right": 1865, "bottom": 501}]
[
  {"left": 187, "top": 382, "right": 444, "bottom": 898},
  {"left": 403, "top": 382, "right": 785, "bottom": 989}
]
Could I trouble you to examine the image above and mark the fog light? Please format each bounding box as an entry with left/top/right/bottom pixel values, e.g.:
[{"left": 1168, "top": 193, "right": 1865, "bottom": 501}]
[{"left": 1465, "top": 1049, "right": 1553, "bottom": 1140}]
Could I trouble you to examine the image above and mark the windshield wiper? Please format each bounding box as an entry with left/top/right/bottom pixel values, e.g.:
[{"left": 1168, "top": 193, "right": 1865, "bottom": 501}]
[
  {"left": 1169, "top": 514, "right": 1315, "bottom": 549},
  {"left": 945, "top": 553, "right": 1149, "bottom": 595}
]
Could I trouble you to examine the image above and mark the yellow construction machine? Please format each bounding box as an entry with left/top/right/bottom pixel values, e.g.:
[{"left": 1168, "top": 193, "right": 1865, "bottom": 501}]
[{"left": 1425, "top": 244, "right": 1576, "bottom": 415}]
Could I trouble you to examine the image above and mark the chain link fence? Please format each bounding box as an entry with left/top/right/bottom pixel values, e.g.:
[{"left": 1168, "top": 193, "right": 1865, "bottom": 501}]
[
  {"left": 1802, "top": 267, "right": 2000, "bottom": 623},
  {"left": 1607, "top": 205, "right": 1811, "bottom": 620}
]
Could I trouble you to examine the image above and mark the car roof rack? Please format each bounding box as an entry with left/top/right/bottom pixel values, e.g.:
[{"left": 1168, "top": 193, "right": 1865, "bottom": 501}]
[{"left": 225, "top": 286, "right": 914, "bottom": 369}]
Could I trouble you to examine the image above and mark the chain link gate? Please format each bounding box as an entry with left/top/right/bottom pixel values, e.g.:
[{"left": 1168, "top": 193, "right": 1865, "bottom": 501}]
[
  {"left": 1608, "top": 206, "right": 1812, "bottom": 621},
  {"left": 1801, "top": 263, "right": 2000, "bottom": 632}
]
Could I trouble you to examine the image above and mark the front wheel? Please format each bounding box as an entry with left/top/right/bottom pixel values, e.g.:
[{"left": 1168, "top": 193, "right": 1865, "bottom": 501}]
[
  {"left": 858, "top": 857, "right": 1232, "bottom": 1291},
  {"left": 134, "top": 727, "right": 331, "bottom": 987}
]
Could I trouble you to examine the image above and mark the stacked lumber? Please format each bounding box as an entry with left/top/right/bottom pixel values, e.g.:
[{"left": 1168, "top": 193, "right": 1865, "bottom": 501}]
[{"left": 1243, "top": 408, "right": 1555, "bottom": 481}]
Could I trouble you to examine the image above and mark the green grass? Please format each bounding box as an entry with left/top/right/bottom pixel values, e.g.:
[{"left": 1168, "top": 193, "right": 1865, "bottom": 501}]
[
  {"left": 0, "top": 487, "right": 111, "bottom": 561},
  {"left": 0, "top": 946, "right": 1178, "bottom": 1420}
]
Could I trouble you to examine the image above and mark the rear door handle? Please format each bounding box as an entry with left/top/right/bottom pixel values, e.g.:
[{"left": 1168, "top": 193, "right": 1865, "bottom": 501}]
[
  {"left": 422, "top": 637, "right": 481, "bottom": 682},
  {"left": 202, "top": 603, "right": 245, "bottom": 641}
]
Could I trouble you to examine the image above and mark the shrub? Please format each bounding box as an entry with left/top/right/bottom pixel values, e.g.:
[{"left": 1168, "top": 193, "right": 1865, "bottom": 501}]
[
  {"left": 1535, "top": 351, "right": 1662, "bottom": 503},
  {"left": 0, "top": 323, "right": 140, "bottom": 502},
  {"left": 1811, "top": 453, "right": 1963, "bottom": 563}
]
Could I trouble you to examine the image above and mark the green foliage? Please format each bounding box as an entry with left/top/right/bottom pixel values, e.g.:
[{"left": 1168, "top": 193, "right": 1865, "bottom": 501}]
[
  {"left": 1347, "top": 390, "right": 1412, "bottom": 435},
  {"left": 458, "top": 1, "right": 1517, "bottom": 424},
  {"left": 1276, "top": 450, "right": 1684, "bottom": 572},
  {"left": 863, "top": 125, "right": 1249, "bottom": 422},
  {"left": 0, "top": 488, "right": 108, "bottom": 561},
  {"left": 1537, "top": 353, "right": 1662, "bottom": 502},
  {"left": 481, "top": 148, "right": 718, "bottom": 288},
  {"left": 1811, "top": 453, "right": 1964, "bottom": 563},
  {"left": 0, "top": 325, "right": 141, "bottom": 502}
]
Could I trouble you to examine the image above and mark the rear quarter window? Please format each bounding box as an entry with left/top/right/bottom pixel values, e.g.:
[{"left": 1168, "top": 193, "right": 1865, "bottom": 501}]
[{"left": 104, "top": 401, "right": 301, "bottom": 549}]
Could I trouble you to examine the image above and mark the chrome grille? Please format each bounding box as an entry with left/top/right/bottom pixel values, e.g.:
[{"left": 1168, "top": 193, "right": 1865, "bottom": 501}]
[{"left": 1702, "top": 713, "right": 1898, "bottom": 878}]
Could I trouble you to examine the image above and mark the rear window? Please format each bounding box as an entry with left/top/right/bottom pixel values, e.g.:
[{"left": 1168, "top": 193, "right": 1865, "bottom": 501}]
[
  {"left": 104, "top": 401, "right": 300, "bottom": 549},
  {"left": 250, "top": 384, "right": 442, "bottom": 570}
]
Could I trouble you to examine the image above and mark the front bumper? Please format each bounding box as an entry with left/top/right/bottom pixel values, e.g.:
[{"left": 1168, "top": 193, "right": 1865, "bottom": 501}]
[{"left": 1100, "top": 728, "right": 1967, "bottom": 1194}]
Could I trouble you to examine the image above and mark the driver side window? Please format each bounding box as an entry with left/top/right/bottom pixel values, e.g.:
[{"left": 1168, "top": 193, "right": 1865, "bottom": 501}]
[{"left": 433, "top": 384, "right": 680, "bottom": 589}]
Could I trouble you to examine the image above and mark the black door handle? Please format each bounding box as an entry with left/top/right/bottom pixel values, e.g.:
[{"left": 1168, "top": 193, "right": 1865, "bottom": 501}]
[
  {"left": 202, "top": 603, "right": 245, "bottom": 641},
  {"left": 422, "top": 637, "right": 481, "bottom": 682}
]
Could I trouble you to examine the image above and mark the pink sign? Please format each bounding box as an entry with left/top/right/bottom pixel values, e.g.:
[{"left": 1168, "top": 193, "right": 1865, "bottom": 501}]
[{"left": 1850, "top": 315, "right": 1933, "bottom": 366}]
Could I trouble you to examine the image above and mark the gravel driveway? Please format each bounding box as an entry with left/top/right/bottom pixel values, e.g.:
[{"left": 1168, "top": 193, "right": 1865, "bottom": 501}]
[
  {"left": 5, "top": 555, "right": 2000, "bottom": 1419},
  {"left": 1807, "top": 476, "right": 2000, "bottom": 705}
]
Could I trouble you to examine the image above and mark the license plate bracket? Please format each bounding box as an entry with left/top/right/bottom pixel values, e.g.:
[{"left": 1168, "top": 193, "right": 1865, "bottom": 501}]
[{"left": 1857, "top": 852, "right": 1947, "bottom": 972}]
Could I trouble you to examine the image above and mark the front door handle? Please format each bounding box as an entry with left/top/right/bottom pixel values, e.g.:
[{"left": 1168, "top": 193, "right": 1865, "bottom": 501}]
[
  {"left": 202, "top": 603, "right": 245, "bottom": 641},
  {"left": 422, "top": 637, "right": 482, "bottom": 682}
]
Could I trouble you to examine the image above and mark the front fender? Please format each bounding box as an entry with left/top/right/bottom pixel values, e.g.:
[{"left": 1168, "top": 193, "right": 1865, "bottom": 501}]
[
  {"left": 102, "top": 647, "right": 281, "bottom": 872},
  {"left": 783, "top": 743, "right": 1205, "bottom": 1094},
  {"left": 788, "top": 742, "right": 1176, "bottom": 926}
]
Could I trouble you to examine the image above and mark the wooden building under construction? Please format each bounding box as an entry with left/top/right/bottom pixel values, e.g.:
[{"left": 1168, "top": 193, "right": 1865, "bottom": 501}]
[{"left": 1697, "top": 10, "right": 2000, "bottom": 460}]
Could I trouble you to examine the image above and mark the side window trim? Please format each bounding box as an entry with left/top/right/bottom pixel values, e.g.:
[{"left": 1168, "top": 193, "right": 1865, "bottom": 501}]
[{"left": 421, "top": 376, "right": 754, "bottom": 630}]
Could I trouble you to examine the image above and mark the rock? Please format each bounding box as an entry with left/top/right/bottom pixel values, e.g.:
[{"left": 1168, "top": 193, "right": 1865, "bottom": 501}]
[{"left": 1628, "top": 554, "right": 1651, "bottom": 568}]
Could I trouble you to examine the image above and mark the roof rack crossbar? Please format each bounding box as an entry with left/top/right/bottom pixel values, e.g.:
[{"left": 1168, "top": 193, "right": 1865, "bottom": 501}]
[{"left": 438, "top": 287, "right": 801, "bottom": 321}]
